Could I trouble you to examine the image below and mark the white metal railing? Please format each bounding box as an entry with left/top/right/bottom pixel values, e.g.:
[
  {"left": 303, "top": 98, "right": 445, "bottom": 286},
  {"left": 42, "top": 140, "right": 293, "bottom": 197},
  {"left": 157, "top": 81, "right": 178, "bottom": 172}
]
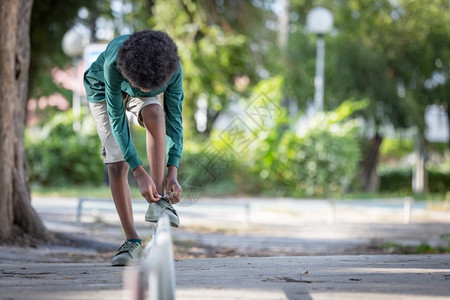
[
  {"left": 327, "top": 197, "right": 415, "bottom": 224},
  {"left": 124, "top": 214, "right": 175, "bottom": 300}
]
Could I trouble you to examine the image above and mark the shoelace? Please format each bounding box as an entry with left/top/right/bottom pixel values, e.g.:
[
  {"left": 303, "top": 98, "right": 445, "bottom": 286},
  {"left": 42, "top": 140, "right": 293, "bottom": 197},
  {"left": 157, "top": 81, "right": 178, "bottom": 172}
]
[
  {"left": 156, "top": 196, "right": 178, "bottom": 216},
  {"left": 118, "top": 241, "right": 139, "bottom": 253}
]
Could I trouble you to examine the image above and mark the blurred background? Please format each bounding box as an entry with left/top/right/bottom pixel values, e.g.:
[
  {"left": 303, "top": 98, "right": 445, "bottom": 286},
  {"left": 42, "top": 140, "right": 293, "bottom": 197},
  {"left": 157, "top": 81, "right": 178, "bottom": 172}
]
[
  {"left": 2, "top": 0, "right": 445, "bottom": 261},
  {"left": 26, "top": 0, "right": 449, "bottom": 201}
]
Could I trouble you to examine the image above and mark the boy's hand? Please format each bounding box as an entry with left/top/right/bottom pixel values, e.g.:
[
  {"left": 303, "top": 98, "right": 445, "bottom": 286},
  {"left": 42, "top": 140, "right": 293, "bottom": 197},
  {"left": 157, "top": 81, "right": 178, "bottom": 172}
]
[
  {"left": 133, "top": 165, "right": 161, "bottom": 203},
  {"left": 165, "top": 166, "right": 182, "bottom": 204}
]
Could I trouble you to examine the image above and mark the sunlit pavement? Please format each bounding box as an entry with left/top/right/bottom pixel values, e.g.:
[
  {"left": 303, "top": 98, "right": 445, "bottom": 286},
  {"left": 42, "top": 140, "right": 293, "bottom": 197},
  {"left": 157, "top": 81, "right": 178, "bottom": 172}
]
[{"left": 1, "top": 255, "right": 449, "bottom": 299}]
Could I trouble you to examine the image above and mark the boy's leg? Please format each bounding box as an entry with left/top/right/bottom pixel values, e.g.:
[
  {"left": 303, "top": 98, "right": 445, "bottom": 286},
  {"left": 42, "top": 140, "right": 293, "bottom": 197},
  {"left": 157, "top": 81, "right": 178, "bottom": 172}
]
[
  {"left": 141, "top": 104, "right": 166, "bottom": 195},
  {"left": 107, "top": 161, "right": 139, "bottom": 239},
  {"left": 125, "top": 94, "right": 166, "bottom": 194},
  {"left": 88, "top": 101, "right": 139, "bottom": 240},
  {"left": 126, "top": 95, "right": 180, "bottom": 227}
]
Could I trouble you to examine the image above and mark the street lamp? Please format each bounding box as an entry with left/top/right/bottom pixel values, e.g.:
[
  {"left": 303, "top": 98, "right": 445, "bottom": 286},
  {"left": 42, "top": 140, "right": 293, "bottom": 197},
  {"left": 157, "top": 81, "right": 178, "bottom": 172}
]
[
  {"left": 62, "top": 28, "right": 88, "bottom": 131},
  {"left": 306, "top": 7, "right": 334, "bottom": 112}
]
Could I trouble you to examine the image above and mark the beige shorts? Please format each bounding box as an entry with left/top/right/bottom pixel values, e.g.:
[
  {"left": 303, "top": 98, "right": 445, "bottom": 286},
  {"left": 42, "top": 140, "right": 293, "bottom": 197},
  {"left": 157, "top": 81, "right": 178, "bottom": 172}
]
[{"left": 89, "top": 93, "right": 161, "bottom": 165}]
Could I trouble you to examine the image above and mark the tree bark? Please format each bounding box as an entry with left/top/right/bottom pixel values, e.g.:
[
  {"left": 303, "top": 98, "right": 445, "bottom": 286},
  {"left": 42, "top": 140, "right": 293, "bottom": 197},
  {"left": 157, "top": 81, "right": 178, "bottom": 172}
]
[
  {"left": 359, "top": 133, "right": 383, "bottom": 193},
  {"left": 446, "top": 106, "right": 450, "bottom": 151},
  {"left": 0, "top": 0, "right": 49, "bottom": 242},
  {"left": 412, "top": 133, "right": 428, "bottom": 195}
]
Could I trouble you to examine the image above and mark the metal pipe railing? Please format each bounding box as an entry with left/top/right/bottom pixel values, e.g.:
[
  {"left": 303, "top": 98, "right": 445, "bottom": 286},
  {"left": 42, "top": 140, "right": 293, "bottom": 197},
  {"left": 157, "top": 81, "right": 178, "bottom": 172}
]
[{"left": 124, "top": 214, "right": 175, "bottom": 300}]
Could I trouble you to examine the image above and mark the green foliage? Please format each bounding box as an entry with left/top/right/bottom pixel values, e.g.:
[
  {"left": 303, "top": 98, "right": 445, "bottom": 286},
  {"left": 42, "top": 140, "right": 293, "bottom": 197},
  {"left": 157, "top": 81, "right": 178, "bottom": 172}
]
[
  {"left": 249, "top": 100, "right": 366, "bottom": 197},
  {"left": 283, "top": 0, "right": 450, "bottom": 193},
  {"left": 378, "top": 167, "right": 413, "bottom": 193},
  {"left": 378, "top": 166, "right": 450, "bottom": 193},
  {"left": 30, "top": 0, "right": 100, "bottom": 98},
  {"left": 428, "top": 168, "right": 450, "bottom": 193},
  {"left": 287, "top": 0, "right": 450, "bottom": 132},
  {"left": 130, "top": 121, "right": 239, "bottom": 195},
  {"left": 178, "top": 141, "right": 237, "bottom": 194},
  {"left": 379, "top": 138, "right": 414, "bottom": 160},
  {"left": 428, "top": 142, "right": 449, "bottom": 156},
  {"left": 27, "top": 0, "right": 449, "bottom": 197},
  {"left": 380, "top": 241, "right": 450, "bottom": 254},
  {"left": 25, "top": 110, "right": 104, "bottom": 186},
  {"left": 176, "top": 78, "right": 367, "bottom": 197},
  {"left": 31, "top": 184, "right": 143, "bottom": 199},
  {"left": 150, "top": 0, "right": 267, "bottom": 137}
]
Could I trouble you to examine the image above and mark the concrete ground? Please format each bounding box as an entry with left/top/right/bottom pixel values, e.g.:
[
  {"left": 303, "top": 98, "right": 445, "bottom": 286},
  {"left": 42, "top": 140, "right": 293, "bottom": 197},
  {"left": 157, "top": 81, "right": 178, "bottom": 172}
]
[
  {"left": 1, "top": 255, "right": 449, "bottom": 299},
  {"left": 25, "top": 196, "right": 450, "bottom": 259},
  {"left": 1, "top": 196, "right": 449, "bottom": 299}
]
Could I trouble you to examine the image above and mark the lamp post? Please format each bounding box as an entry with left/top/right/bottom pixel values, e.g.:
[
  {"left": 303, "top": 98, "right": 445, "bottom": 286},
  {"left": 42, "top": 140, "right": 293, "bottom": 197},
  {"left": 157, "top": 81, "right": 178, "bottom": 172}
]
[
  {"left": 306, "top": 7, "right": 334, "bottom": 112},
  {"left": 62, "top": 28, "right": 88, "bottom": 131}
]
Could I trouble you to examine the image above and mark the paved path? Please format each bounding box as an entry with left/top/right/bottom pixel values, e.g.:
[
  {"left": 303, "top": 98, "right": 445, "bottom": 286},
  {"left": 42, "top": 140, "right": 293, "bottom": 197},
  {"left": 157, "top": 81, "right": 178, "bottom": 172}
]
[
  {"left": 28, "top": 196, "right": 450, "bottom": 259},
  {"left": 2, "top": 196, "right": 448, "bottom": 263},
  {"left": 1, "top": 255, "right": 449, "bottom": 299},
  {"left": 1, "top": 197, "right": 450, "bottom": 299}
]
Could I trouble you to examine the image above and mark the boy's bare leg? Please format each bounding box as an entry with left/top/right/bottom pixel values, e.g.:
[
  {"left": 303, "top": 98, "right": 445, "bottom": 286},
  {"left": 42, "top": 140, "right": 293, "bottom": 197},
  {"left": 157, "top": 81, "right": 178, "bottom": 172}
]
[
  {"left": 107, "top": 161, "right": 139, "bottom": 240},
  {"left": 141, "top": 104, "right": 166, "bottom": 195}
]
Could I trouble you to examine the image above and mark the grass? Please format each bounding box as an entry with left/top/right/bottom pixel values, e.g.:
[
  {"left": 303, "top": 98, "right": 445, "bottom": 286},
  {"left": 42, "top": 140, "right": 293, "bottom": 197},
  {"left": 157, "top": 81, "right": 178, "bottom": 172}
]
[
  {"left": 30, "top": 183, "right": 449, "bottom": 204},
  {"left": 379, "top": 241, "right": 450, "bottom": 254},
  {"left": 30, "top": 184, "right": 143, "bottom": 199},
  {"left": 377, "top": 233, "right": 450, "bottom": 254},
  {"left": 30, "top": 180, "right": 241, "bottom": 199},
  {"left": 337, "top": 192, "right": 413, "bottom": 200},
  {"left": 339, "top": 192, "right": 450, "bottom": 202}
]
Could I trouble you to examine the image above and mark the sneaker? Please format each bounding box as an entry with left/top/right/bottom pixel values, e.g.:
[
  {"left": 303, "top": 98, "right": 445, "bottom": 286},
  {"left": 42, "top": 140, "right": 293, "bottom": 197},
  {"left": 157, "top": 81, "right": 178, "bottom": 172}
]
[
  {"left": 111, "top": 240, "right": 142, "bottom": 266},
  {"left": 145, "top": 196, "right": 180, "bottom": 228}
]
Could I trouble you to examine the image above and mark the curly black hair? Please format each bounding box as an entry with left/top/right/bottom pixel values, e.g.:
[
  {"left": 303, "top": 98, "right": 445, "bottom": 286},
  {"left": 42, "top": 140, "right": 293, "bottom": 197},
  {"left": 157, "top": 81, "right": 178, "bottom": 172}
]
[{"left": 117, "top": 30, "right": 180, "bottom": 90}]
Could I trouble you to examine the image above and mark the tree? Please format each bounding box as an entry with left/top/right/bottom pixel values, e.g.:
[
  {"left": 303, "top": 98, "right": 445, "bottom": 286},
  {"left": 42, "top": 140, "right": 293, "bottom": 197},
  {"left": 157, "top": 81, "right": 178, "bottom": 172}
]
[
  {"left": 0, "top": 0, "right": 50, "bottom": 241},
  {"left": 331, "top": 0, "right": 450, "bottom": 191},
  {"left": 67, "top": 0, "right": 273, "bottom": 139},
  {"left": 284, "top": 0, "right": 449, "bottom": 192},
  {"left": 149, "top": 0, "right": 271, "bottom": 138},
  {"left": 29, "top": 0, "right": 101, "bottom": 100}
]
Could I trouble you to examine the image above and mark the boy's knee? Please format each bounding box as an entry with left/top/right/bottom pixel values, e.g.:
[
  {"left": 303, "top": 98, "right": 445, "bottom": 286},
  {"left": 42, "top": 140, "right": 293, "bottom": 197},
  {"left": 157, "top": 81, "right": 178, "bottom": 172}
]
[
  {"left": 141, "top": 104, "right": 163, "bottom": 125},
  {"left": 107, "top": 161, "right": 128, "bottom": 177}
]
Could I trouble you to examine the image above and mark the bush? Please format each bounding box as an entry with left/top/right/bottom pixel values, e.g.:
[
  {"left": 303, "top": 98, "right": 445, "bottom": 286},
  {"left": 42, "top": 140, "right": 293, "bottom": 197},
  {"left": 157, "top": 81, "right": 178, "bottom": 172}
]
[
  {"left": 183, "top": 77, "right": 367, "bottom": 197},
  {"left": 379, "top": 138, "right": 414, "bottom": 161},
  {"left": 26, "top": 110, "right": 104, "bottom": 186},
  {"left": 177, "top": 77, "right": 367, "bottom": 198},
  {"left": 141, "top": 77, "right": 368, "bottom": 198},
  {"left": 428, "top": 169, "right": 450, "bottom": 193},
  {"left": 378, "top": 167, "right": 413, "bottom": 193},
  {"left": 378, "top": 166, "right": 450, "bottom": 193},
  {"left": 246, "top": 100, "right": 366, "bottom": 197}
]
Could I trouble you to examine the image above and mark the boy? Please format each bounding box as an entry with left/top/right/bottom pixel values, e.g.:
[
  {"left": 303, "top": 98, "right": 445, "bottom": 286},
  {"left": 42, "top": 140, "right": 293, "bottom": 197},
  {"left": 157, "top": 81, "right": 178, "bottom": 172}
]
[{"left": 83, "top": 30, "right": 183, "bottom": 266}]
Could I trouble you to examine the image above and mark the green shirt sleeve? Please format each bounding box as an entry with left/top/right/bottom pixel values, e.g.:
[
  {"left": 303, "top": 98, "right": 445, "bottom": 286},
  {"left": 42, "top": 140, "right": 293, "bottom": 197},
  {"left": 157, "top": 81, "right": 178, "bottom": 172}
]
[
  {"left": 164, "top": 64, "right": 184, "bottom": 168},
  {"left": 104, "top": 57, "right": 142, "bottom": 170}
]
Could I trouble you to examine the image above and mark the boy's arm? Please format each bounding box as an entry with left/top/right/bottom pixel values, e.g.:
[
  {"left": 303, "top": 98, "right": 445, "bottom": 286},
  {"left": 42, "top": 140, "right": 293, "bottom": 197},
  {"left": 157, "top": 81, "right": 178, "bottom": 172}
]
[
  {"left": 165, "top": 165, "right": 182, "bottom": 203},
  {"left": 104, "top": 60, "right": 142, "bottom": 170},
  {"left": 104, "top": 60, "right": 160, "bottom": 202},
  {"left": 164, "top": 64, "right": 184, "bottom": 168}
]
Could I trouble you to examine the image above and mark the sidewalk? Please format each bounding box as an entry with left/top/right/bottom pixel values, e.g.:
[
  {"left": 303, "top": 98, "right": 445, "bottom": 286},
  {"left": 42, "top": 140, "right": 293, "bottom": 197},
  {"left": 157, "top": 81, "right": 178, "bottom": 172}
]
[
  {"left": 27, "top": 196, "right": 450, "bottom": 259},
  {"left": 1, "top": 196, "right": 449, "bottom": 299},
  {"left": 1, "top": 255, "right": 449, "bottom": 299}
]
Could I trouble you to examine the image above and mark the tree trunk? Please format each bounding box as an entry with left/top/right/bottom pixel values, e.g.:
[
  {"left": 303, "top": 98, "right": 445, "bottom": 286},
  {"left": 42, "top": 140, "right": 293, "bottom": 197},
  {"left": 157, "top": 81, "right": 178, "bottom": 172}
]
[
  {"left": 88, "top": 10, "right": 98, "bottom": 43},
  {"left": 359, "top": 133, "right": 383, "bottom": 192},
  {"left": 412, "top": 133, "right": 428, "bottom": 195},
  {"left": 279, "top": 0, "right": 290, "bottom": 111},
  {"left": 446, "top": 106, "right": 450, "bottom": 151},
  {"left": 0, "top": 0, "right": 49, "bottom": 242}
]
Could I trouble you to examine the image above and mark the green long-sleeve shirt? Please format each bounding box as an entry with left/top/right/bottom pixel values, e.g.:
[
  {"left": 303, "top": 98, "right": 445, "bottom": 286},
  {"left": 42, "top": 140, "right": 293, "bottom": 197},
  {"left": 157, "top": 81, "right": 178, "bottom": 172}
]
[{"left": 83, "top": 34, "right": 184, "bottom": 170}]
